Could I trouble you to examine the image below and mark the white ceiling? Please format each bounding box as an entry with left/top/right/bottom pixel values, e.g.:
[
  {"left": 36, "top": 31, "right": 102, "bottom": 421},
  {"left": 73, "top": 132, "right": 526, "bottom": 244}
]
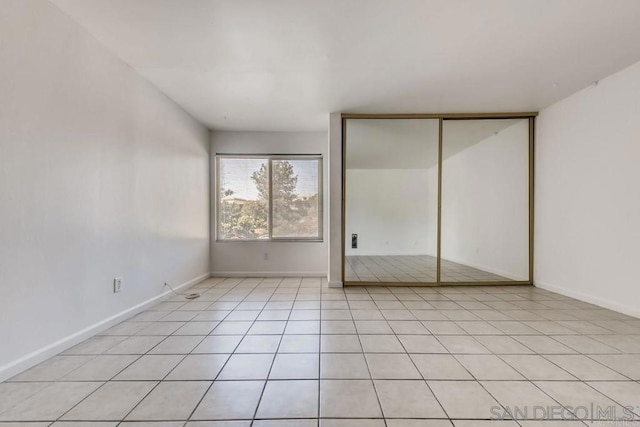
[{"left": 50, "top": 0, "right": 640, "bottom": 132}]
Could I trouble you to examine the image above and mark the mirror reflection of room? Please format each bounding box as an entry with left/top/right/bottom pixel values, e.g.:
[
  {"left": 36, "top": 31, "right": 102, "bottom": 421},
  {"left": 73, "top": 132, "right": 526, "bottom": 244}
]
[
  {"left": 441, "top": 118, "right": 530, "bottom": 283},
  {"left": 344, "top": 117, "right": 530, "bottom": 285},
  {"left": 345, "top": 119, "right": 439, "bottom": 283}
]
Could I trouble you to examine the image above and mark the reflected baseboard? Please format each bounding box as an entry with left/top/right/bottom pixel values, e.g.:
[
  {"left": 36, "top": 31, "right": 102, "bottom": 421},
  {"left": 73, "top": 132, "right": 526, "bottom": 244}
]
[
  {"left": 440, "top": 256, "right": 528, "bottom": 281},
  {"left": 345, "top": 252, "right": 438, "bottom": 257}
]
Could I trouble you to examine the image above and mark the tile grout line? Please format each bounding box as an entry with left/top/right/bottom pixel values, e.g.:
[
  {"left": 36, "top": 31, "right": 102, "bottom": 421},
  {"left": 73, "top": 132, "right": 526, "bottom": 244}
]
[
  {"left": 185, "top": 276, "right": 283, "bottom": 424},
  {"left": 2, "top": 278, "right": 639, "bottom": 425},
  {"left": 115, "top": 277, "right": 239, "bottom": 425},
  {"left": 249, "top": 276, "right": 302, "bottom": 426}
]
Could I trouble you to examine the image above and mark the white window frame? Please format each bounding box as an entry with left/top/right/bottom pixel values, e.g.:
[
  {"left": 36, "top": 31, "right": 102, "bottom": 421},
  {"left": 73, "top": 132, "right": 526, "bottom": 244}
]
[{"left": 215, "top": 154, "right": 323, "bottom": 242}]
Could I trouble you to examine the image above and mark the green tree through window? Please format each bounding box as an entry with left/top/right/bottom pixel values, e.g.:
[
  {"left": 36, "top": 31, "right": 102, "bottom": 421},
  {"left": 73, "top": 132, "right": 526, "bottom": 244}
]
[{"left": 218, "top": 157, "right": 321, "bottom": 240}]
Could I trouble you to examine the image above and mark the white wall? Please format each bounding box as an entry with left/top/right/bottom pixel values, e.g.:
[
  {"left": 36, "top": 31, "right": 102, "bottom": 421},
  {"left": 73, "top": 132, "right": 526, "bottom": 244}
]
[
  {"left": 535, "top": 60, "right": 640, "bottom": 317},
  {"left": 210, "top": 131, "right": 328, "bottom": 276},
  {"left": 441, "top": 120, "right": 530, "bottom": 280},
  {"left": 345, "top": 169, "right": 437, "bottom": 256},
  {"left": 328, "top": 113, "right": 343, "bottom": 287},
  {"left": 0, "top": 0, "right": 210, "bottom": 380}
]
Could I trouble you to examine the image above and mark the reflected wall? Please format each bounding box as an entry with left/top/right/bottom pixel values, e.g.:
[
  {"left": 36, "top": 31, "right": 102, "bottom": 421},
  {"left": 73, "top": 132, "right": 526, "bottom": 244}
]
[
  {"left": 344, "top": 119, "right": 439, "bottom": 283},
  {"left": 441, "top": 119, "right": 530, "bottom": 283}
]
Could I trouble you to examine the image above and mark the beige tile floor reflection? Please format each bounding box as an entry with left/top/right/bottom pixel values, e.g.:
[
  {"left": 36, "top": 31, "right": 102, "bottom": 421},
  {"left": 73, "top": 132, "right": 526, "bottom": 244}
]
[
  {"left": 346, "top": 255, "right": 510, "bottom": 283},
  {"left": 2, "top": 277, "right": 640, "bottom": 426}
]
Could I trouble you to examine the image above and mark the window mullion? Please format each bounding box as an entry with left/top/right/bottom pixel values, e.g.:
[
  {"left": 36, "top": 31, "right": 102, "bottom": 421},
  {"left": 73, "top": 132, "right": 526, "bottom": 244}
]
[
  {"left": 215, "top": 156, "right": 220, "bottom": 240},
  {"left": 215, "top": 154, "right": 322, "bottom": 242},
  {"left": 268, "top": 158, "right": 273, "bottom": 240}
]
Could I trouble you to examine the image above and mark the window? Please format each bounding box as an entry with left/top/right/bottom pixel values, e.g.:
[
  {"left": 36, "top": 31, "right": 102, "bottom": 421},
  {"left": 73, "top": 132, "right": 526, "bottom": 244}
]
[{"left": 217, "top": 155, "right": 322, "bottom": 241}]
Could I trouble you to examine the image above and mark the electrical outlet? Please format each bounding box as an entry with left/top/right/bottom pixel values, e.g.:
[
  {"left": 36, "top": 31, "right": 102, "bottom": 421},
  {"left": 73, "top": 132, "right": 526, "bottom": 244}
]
[
  {"left": 351, "top": 234, "right": 358, "bottom": 249},
  {"left": 113, "top": 277, "right": 123, "bottom": 293}
]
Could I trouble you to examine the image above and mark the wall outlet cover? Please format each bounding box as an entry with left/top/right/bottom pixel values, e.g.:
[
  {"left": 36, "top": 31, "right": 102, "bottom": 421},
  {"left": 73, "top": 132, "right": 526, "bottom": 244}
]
[{"left": 114, "top": 277, "right": 123, "bottom": 293}]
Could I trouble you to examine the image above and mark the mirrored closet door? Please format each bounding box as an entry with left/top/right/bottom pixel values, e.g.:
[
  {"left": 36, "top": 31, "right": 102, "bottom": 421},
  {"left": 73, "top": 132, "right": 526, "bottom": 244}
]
[
  {"left": 440, "top": 118, "right": 530, "bottom": 284},
  {"left": 342, "top": 115, "right": 533, "bottom": 286},
  {"left": 344, "top": 119, "right": 439, "bottom": 284}
]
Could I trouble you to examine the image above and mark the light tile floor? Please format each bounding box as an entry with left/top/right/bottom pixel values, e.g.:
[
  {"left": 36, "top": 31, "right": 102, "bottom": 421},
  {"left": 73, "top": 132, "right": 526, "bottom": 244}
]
[
  {"left": 346, "top": 255, "right": 510, "bottom": 283},
  {"left": 2, "top": 277, "right": 640, "bottom": 426}
]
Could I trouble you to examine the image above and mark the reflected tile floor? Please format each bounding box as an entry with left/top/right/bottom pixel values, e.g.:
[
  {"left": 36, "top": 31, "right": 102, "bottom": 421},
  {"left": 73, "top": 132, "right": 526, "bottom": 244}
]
[
  {"left": 346, "top": 255, "right": 511, "bottom": 283},
  {"left": 2, "top": 277, "right": 640, "bottom": 427}
]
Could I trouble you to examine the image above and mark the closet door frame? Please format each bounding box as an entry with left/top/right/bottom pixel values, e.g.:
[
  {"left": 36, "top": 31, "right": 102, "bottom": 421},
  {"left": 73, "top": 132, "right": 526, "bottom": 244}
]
[{"left": 341, "top": 112, "right": 536, "bottom": 286}]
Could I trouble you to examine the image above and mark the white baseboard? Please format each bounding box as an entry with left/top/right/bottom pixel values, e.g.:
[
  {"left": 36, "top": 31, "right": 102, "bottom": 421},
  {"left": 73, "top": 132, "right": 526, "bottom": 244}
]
[
  {"left": 534, "top": 279, "right": 640, "bottom": 319},
  {"left": 328, "top": 280, "right": 344, "bottom": 288},
  {"left": 211, "top": 271, "right": 325, "bottom": 278},
  {"left": 0, "top": 272, "right": 211, "bottom": 383}
]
